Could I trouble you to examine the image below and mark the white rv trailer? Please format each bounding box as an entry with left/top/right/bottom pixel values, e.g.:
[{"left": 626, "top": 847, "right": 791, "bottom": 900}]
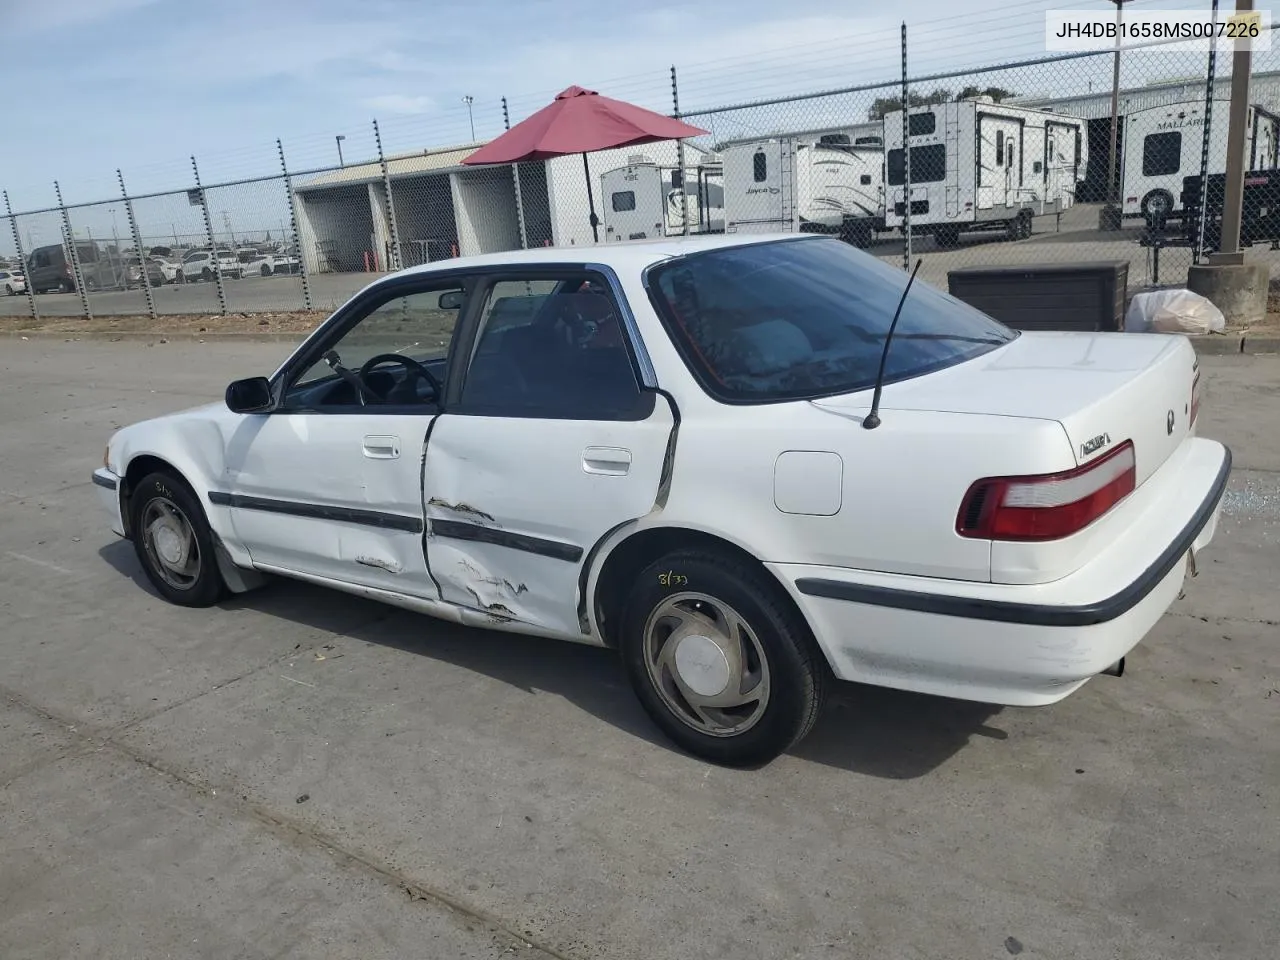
[
  {"left": 720, "top": 137, "right": 885, "bottom": 247},
  {"left": 881, "top": 98, "right": 1088, "bottom": 247},
  {"left": 1119, "top": 100, "right": 1280, "bottom": 226},
  {"left": 599, "top": 159, "right": 725, "bottom": 242}
]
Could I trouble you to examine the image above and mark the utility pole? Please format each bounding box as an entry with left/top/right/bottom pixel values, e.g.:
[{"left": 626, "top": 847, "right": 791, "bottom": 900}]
[
  {"left": 1100, "top": 0, "right": 1128, "bottom": 230},
  {"left": 1189, "top": 0, "right": 1266, "bottom": 327},
  {"left": 335, "top": 134, "right": 346, "bottom": 168},
  {"left": 1212, "top": 0, "right": 1255, "bottom": 263},
  {"left": 462, "top": 96, "right": 476, "bottom": 141}
]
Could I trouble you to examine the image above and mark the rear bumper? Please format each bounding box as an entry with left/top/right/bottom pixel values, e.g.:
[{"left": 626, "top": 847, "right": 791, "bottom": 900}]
[
  {"left": 92, "top": 468, "right": 126, "bottom": 538},
  {"left": 770, "top": 439, "right": 1231, "bottom": 706}
]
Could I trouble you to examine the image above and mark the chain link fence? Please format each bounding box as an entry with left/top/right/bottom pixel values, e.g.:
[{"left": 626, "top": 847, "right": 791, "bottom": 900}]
[{"left": 3, "top": 25, "right": 1278, "bottom": 326}]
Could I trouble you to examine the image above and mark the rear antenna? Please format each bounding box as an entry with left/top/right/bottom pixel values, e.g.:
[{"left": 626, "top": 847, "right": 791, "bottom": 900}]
[{"left": 863, "top": 258, "right": 923, "bottom": 430}]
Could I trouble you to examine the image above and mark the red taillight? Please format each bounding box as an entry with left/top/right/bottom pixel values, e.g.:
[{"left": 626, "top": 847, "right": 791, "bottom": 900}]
[
  {"left": 1190, "top": 371, "right": 1201, "bottom": 426},
  {"left": 956, "top": 441, "right": 1137, "bottom": 542}
]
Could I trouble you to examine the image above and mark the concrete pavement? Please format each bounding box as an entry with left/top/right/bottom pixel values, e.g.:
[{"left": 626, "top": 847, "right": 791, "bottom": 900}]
[{"left": 1, "top": 340, "right": 1277, "bottom": 959}]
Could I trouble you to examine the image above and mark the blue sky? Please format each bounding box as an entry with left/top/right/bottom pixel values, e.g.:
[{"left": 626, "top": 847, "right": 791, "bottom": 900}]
[{"left": 0, "top": 0, "right": 1225, "bottom": 226}]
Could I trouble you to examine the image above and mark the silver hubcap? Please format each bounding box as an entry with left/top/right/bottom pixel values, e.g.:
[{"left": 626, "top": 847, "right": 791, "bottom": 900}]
[
  {"left": 142, "top": 497, "right": 200, "bottom": 589},
  {"left": 642, "top": 592, "right": 770, "bottom": 737}
]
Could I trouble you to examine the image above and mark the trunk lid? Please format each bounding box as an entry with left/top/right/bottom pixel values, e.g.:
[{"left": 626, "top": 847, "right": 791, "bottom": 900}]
[{"left": 815, "top": 330, "right": 1197, "bottom": 484}]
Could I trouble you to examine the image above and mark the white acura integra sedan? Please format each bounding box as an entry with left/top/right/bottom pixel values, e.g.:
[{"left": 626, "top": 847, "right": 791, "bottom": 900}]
[{"left": 92, "top": 234, "right": 1230, "bottom": 766}]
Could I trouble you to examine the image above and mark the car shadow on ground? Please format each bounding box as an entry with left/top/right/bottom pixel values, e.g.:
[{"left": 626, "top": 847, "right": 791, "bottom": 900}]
[{"left": 98, "top": 540, "right": 1007, "bottom": 779}]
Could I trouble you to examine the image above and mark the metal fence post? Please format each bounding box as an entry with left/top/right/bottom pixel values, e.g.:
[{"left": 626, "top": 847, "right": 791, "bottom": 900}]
[
  {"left": 1195, "top": 0, "right": 1221, "bottom": 264},
  {"left": 901, "top": 22, "right": 912, "bottom": 271},
  {"left": 503, "top": 97, "right": 530, "bottom": 249},
  {"left": 672, "top": 65, "right": 691, "bottom": 237},
  {"left": 277, "top": 139, "right": 314, "bottom": 311},
  {"left": 191, "top": 157, "right": 228, "bottom": 315},
  {"left": 3, "top": 189, "right": 38, "bottom": 321},
  {"left": 118, "top": 169, "right": 156, "bottom": 320},
  {"left": 54, "top": 181, "right": 92, "bottom": 320},
  {"left": 373, "top": 119, "right": 402, "bottom": 271}
]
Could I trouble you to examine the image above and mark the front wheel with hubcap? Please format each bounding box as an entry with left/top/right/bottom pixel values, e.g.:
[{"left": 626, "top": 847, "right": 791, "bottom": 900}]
[
  {"left": 130, "top": 471, "right": 225, "bottom": 606},
  {"left": 619, "top": 551, "right": 826, "bottom": 767}
]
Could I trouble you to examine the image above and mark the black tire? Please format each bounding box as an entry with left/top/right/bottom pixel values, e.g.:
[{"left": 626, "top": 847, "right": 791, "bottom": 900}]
[
  {"left": 4, "top": 285, "right": 13, "bottom": 296},
  {"left": 129, "top": 470, "right": 225, "bottom": 607},
  {"left": 261, "top": 263, "right": 272, "bottom": 277},
  {"left": 201, "top": 267, "right": 213, "bottom": 281},
  {"left": 1007, "top": 211, "right": 1032, "bottom": 241},
  {"left": 618, "top": 550, "right": 826, "bottom": 767},
  {"left": 59, "top": 278, "right": 74, "bottom": 293},
  {"left": 1141, "top": 190, "right": 1174, "bottom": 230}
]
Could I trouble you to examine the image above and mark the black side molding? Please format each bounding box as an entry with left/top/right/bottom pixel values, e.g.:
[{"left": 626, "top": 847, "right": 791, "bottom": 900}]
[
  {"left": 207, "top": 491, "right": 424, "bottom": 534},
  {"left": 91, "top": 472, "right": 118, "bottom": 490},
  {"left": 430, "top": 518, "right": 583, "bottom": 563},
  {"left": 797, "top": 445, "right": 1232, "bottom": 628}
]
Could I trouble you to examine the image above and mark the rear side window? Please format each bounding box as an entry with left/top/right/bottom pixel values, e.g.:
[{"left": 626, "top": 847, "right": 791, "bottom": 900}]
[
  {"left": 886, "top": 144, "right": 947, "bottom": 185},
  {"left": 908, "top": 112, "right": 936, "bottom": 136},
  {"left": 753, "top": 151, "right": 767, "bottom": 182},
  {"left": 646, "top": 237, "right": 1015, "bottom": 404},
  {"left": 611, "top": 191, "right": 636, "bottom": 212},
  {"left": 1143, "top": 131, "right": 1182, "bottom": 176},
  {"left": 459, "top": 276, "right": 646, "bottom": 420}
]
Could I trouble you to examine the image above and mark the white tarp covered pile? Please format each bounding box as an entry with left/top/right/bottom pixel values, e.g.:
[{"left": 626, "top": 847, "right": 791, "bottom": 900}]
[{"left": 1124, "top": 289, "right": 1226, "bottom": 336}]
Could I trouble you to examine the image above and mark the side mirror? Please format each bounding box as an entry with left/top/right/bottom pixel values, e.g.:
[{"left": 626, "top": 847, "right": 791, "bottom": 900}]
[
  {"left": 225, "top": 376, "right": 274, "bottom": 414},
  {"left": 438, "top": 290, "right": 464, "bottom": 310}
]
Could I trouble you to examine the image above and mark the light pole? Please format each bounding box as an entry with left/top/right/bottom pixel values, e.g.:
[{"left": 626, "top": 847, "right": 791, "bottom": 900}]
[
  {"left": 335, "top": 134, "right": 346, "bottom": 168},
  {"left": 462, "top": 95, "right": 475, "bottom": 141},
  {"left": 1100, "top": 0, "right": 1128, "bottom": 230}
]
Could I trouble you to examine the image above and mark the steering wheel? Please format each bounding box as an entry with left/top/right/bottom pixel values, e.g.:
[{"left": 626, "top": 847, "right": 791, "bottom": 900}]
[{"left": 359, "top": 353, "right": 442, "bottom": 403}]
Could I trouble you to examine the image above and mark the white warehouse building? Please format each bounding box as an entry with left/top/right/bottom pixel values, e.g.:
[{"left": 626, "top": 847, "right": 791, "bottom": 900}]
[{"left": 292, "top": 138, "right": 708, "bottom": 274}]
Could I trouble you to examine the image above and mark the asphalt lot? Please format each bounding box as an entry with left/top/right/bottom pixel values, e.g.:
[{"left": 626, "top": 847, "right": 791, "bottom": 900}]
[
  {"left": 4, "top": 204, "right": 1277, "bottom": 319},
  {"left": 1, "top": 339, "right": 1277, "bottom": 959}
]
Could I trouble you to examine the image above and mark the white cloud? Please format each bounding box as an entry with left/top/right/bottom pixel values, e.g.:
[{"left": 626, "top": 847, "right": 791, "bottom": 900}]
[{"left": 364, "top": 94, "right": 436, "bottom": 115}]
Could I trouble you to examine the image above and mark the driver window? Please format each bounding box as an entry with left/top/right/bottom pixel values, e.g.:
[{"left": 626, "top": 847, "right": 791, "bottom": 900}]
[{"left": 287, "top": 283, "right": 465, "bottom": 408}]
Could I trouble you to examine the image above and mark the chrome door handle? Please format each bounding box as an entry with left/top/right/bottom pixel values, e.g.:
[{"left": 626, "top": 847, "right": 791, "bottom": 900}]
[
  {"left": 582, "top": 446, "right": 631, "bottom": 476},
  {"left": 363, "top": 435, "right": 400, "bottom": 459}
]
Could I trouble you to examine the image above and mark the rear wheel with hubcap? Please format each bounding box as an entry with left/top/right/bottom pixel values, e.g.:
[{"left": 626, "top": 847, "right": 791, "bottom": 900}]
[
  {"left": 130, "top": 471, "right": 225, "bottom": 607},
  {"left": 619, "top": 551, "right": 826, "bottom": 767}
]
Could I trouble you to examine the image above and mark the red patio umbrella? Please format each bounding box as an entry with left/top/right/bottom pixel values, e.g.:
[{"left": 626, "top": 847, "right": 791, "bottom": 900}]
[{"left": 462, "top": 86, "right": 708, "bottom": 242}]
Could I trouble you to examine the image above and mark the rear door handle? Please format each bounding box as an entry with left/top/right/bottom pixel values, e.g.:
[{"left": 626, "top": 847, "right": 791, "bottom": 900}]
[
  {"left": 363, "top": 435, "right": 400, "bottom": 459},
  {"left": 582, "top": 446, "right": 631, "bottom": 476}
]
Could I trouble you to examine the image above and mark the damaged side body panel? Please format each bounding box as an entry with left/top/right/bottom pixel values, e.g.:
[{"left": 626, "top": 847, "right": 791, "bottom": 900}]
[{"left": 421, "top": 398, "right": 677, "bottom": 639}]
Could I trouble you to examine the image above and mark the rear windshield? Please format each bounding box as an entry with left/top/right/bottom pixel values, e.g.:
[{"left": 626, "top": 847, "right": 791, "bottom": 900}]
[{"left": 645, "top": 237, "right": 1016, "bottom": 404}]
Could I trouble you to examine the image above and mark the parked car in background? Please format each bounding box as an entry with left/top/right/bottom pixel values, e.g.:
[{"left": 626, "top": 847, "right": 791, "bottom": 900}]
[
  {"left": 125, "top": 257, "right": 166, "bottom": 288},
  {"left": 148, "top": 257, "right": 182, "bottom": 284},
  {"left": 25, "top": 241, "right": 117, "bottom": 293},
  {"left": 240, "top": 250, "right": 302, "bottom": 276},
  {"left": 91, "top": 233, "right": 1230, "bottom": 767},
  {"left": 1, "top": 268, "right": 26, "bottom": 295},
  {"left": 179, "top": 248, "right": 242, "bottom": 282}
]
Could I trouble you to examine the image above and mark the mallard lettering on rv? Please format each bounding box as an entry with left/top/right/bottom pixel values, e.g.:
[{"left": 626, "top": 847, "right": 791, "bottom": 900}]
[{"left": 1156, "top": 118, "right": 1206, "bottom": 130}]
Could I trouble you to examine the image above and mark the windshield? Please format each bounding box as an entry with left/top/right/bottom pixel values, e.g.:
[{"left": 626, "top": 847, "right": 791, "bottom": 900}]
[{"left": 645, "top": 237, "right": 1016, "bottom": 403}]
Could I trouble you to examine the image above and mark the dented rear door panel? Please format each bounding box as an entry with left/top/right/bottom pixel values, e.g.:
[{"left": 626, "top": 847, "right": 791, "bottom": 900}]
[{"left": 422, "top": 399, "right": 675, "bottom": 638}]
